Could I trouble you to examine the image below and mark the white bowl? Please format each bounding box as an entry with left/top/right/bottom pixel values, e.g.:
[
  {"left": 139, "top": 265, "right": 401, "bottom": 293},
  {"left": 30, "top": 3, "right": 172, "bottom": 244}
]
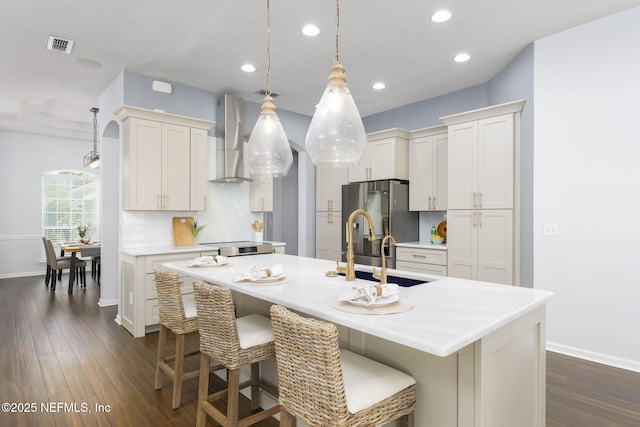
[{"left": 431, "top": 237, "right": 444, "bottom": 244}]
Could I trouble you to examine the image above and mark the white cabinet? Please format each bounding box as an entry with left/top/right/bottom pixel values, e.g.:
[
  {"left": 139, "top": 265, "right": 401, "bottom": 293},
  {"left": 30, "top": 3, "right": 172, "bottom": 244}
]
[
  {"left": 441, "top": 100, "right": 524, "bottom": 286},
  {"left": 315, "top": 167, "right": 348, "bottom": 260},
  {"left": 349, "top": 128, "right": 410, "bottom": 182},
  {"left": 250, "top": 176, "right": 273, "bottom": 212},
  {"left": 116, "top": 106, "right": 213, "bottom": 211},
  {"left": 396, "top": 246, "right": 447, "bottom": 276},
  {"left": 447, "top": 114, "right": 514, "bottom": 210},
  {"left": 190, "top": 128, "right": 209, "bottom": 210},
  {"left": 316, "top": 167, "right": 348, "bottom": 212},
  {"left": 446, "top": 209, "right": 513, "bottom": 285},
  {"left": 120, "top": 248, "right": 219, "bottom": 337},
  {"left": 315, "top": 211, "right": 343, "bottom": 261},
  {"left": 409, "top": 126, "right": 448, "bottom": 211}
]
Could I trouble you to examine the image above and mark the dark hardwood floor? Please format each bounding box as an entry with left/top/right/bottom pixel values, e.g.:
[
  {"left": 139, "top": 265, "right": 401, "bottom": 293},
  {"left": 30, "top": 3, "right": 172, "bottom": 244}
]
[{"left": 1, "top": 275, "right": 639, "bottom": 426}]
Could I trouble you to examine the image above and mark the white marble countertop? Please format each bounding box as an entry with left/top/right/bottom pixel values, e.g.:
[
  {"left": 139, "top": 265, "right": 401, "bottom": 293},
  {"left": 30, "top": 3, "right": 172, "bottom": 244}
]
[
  {"left": 119, "top": 241, "right": 286, "bottom": 257},
  {"left": 119, "top": 245, "right": 216, "bottom": 256},
  {"left": 396, "top": 241, "right": 447, "bottom": 250},
  {"left": 164, "top": 253, "right": 552, "bottom": 357}
]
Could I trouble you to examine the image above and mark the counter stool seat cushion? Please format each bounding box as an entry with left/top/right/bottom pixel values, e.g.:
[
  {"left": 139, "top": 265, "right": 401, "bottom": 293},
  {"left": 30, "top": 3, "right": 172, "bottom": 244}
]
[
  {"left": 236, "top": 314, "right": 275, "bottom": 349},
  {"left": 340, "top": 349, "right": 416, "bottom": 414},
  {"left": 182, "top": 293, "right": 197, "bottom": 319}
]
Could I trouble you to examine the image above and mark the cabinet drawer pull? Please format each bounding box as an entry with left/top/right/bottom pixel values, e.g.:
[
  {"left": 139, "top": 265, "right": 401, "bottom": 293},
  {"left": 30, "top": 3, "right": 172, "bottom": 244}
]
[{"left": 412, "top": 254, "right": 427, "bottom": 259}]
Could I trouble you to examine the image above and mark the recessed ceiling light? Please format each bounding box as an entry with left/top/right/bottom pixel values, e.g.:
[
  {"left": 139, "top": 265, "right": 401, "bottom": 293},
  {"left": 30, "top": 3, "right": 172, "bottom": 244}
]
[
  {"left": 241, "top": 64, "right": 256, "bottom": 72},
  {"left": 302, "top": 24, "right": 320, "bottom": 36},
  {"left": 73, "top": 58, "right": 102, "bottom": 69},
  {"left": 372, "top": 82, "right": 386, "bottom": 90},
  {"left": 454, "top": 53, "right": 470, "bottom": 63},
  {"left": 431, "top": 10, "right": 452, "bottom": 23}
]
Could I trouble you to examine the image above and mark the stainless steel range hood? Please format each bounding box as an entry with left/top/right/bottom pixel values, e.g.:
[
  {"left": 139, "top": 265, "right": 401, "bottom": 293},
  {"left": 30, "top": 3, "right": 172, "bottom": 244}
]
[{"left": 211, "top": 94, "right": 254, "bottom": 183}]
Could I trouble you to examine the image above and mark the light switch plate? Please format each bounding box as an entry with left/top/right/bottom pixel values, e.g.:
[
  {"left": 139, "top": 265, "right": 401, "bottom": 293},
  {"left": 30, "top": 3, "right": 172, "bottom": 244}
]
[{"left": 543, "top": 224, "right": 559, "bottom": 236}]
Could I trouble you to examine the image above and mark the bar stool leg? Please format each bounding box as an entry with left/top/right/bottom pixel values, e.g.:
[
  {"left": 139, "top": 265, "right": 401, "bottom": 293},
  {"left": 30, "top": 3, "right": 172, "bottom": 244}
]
[
  {"left": 172, "top": 333, "right": 186, "bottom": 409},
  {"left": 250, "top": 362, "right": 260, "bottom": 410},
  {"left": 400, "top": 412, "right": 415, "bottom": 427},
  {"left": 196, "top": 354, "right": 210, "bottom": 427},
  {"left": 227, "top": 368, "right": 240, "bottom": 426},
  {"left": 155, "top": 325, "right": 167, "bottom": 390},
  {"left": 280, "top": 409, "right": 296, "bottom": 426}
]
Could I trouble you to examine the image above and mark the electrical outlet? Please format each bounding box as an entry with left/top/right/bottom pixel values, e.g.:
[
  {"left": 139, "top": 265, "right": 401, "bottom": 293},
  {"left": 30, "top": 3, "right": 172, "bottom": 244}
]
[{"left": 543, "top": 224, "right": 559, "bottom": 236}]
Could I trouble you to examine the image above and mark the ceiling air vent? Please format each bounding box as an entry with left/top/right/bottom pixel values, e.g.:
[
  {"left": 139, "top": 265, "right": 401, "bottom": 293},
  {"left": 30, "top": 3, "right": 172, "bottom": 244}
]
[{"left": 47, "top": 35, "right": 74, "bottom": 54}]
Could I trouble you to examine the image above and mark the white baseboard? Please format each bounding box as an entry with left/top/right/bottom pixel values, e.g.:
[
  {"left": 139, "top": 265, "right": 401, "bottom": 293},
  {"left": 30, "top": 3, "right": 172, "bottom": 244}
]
[
  {"left": 547, "top": 341, "right": 640, "bottom": 373},
  {"left": 98, "top": 298, "right": 118, "bottom": 307},
  {"left": 114, "top": 314, "right": 122, "bottom": 325},
  {"left": 0, "top": 271, "right": 44, "bottom": 279}
]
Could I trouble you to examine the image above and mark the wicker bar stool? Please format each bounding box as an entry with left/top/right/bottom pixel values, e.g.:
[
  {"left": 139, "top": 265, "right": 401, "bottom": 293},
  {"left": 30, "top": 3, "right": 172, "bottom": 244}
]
[
  {"left": 193, "top": 280, "right": 280, "bottom": 427},
  {"left": 270, "top": 304, "right": 417, "bottom": 427},
  {"left": 154, "top": 269, "right": 222, "bottom": 409}
]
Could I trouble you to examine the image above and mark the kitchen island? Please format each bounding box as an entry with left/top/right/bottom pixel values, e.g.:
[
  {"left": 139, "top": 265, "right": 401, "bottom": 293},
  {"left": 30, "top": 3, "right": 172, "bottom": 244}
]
[{"left": 165, "top": 253, "right": 553, "bottom": 426}]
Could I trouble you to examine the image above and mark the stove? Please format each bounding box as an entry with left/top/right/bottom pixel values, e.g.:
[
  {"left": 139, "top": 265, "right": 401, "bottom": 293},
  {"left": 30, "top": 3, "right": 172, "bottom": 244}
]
[{"left": 201, "top": 241, "right": 273, "bottom": 257}]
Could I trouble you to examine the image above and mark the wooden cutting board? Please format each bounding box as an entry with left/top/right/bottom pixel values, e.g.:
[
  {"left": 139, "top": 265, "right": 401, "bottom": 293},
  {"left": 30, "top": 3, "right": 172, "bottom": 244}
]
[{"left": 172, "top": 217, "right": 196, "bottom": 246}]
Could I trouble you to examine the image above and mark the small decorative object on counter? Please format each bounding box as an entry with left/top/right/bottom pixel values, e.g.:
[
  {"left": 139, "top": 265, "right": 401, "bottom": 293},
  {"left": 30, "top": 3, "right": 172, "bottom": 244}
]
[
  {"left": 252, "top": 220, "right": 264, "bottom": 242},
  {"left": 186, "top": 219, "right": 207, "bottom": 242}
]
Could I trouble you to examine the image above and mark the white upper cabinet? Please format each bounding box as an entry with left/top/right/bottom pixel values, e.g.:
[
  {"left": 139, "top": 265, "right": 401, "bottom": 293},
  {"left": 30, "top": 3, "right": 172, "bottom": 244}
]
[
  {"left": 250, "top": 176, "right": 273, "bottom": 212},
  {"left": 409, "top": 126, "right": 448, "bottom": 211},
  {"left": 348, "top": 128, "right": 410, "bottom": 182},
  {"left": 442, "top": 101, "right": 524, "bottom": 210},
  {"left": 316, "top": 167, "right": 348, "bottom": 212},
  {"left": 116, "top": 106, "right": 213, "bottom": 211}
]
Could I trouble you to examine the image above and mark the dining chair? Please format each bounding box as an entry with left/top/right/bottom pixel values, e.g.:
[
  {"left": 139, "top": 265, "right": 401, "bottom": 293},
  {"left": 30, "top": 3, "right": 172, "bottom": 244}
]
[
  {"left": 43, "top": 238, "right": 86, "bottom": 290},
  {"left": 270, "top": 304, "right": 417, "bottom": 426},
  {"left": 192, "top": 280, "right": 280, "bottom": 427}
]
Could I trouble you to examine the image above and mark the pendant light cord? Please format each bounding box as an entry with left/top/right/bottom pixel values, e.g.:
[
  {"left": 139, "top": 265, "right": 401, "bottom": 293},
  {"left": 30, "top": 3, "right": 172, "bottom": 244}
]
[
  {"left": 335, "top": 0, "right": 341, "bottom": 64},
  {"left": 265, "top": 0, "right": 272, "bottom": 97}
]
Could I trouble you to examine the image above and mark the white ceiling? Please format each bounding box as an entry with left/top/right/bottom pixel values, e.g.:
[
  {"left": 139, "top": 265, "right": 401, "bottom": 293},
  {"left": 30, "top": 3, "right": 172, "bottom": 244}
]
[{"left": 2, "top": 0, "right": 640, "bottom": 141}]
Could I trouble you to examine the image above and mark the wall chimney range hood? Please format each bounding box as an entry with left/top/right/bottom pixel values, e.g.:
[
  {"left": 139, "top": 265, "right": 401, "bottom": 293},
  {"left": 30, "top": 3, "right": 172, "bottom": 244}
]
[{"left": 211, "top": 94, "right": 254, "bottom": 183}]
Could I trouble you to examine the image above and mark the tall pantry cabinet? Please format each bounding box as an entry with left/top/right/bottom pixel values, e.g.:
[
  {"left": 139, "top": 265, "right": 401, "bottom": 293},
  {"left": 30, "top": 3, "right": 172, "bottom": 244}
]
[
  {"left": 315, "top": 167, "right": 348, "bottom": 261},
  {"left": 441, "top": 100, "right": 525, "bottom": 285},
  {"left": 116, "top": 106, "right": 213, "bottom": 211}
]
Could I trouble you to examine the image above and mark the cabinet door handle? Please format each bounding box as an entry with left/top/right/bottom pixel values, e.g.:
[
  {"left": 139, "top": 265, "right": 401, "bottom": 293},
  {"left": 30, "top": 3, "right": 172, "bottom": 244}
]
[
  {"left": 157, "top": 194, "right": 161, "bottom": 209},
  {"left": 163, "top": 194, "right": 167, "bottom": 210},
  {"left": 473, "top": 211, "right": 477, "bottom": 227},
  {"left": 479, "top": 192, "right": 483, "bottom": 208},
  {"left": 478, "top": 211, "right": 482, "bottom": 227},
  {"left": 473, "top": 192, "right": 477, "bottom": 208},
  {"left": 433, "top": 196, "right": 437, "bottom": 209},
  {"left": 204, "top": 195, "right": 207, "bottom": 210}
]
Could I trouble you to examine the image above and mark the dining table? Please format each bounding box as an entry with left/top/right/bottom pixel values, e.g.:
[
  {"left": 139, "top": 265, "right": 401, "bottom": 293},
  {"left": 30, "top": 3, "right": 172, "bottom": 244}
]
[{"left": 59, "top": 242, "right": 101, "bottom": 293}]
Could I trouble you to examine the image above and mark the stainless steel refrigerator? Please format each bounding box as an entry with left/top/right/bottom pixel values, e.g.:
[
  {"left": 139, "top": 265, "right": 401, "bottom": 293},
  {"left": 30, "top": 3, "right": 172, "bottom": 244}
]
[{"left": 341, "top": 180, "right": 419, "bottom": 268}]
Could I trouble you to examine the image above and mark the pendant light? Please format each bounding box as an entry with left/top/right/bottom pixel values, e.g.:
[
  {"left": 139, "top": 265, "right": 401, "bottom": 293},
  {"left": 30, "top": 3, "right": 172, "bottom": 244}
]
[
  {"left": 83, "top": 107, "right": 100, "bottom": 169},
  {"left": 246, "top": 0, "right": 293, "bottom": 177},
  {"left": 305, "top": 0, "right": 367, "bottom": 168}
]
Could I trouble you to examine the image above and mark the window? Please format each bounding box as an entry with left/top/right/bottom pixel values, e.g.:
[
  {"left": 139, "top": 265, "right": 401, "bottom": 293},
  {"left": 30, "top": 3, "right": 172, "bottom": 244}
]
[{"left": 42, "top": 170, "right": 99, "bottom": 256}]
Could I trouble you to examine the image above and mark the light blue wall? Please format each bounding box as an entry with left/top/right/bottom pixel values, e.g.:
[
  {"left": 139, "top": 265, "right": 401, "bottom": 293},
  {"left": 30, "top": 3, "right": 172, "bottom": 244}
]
[
  {"left": 123, "top": 71, "right": 217, "bottom": 128},
  {"left": 362, "top": 85, "right": 488, "bottom": 132}
]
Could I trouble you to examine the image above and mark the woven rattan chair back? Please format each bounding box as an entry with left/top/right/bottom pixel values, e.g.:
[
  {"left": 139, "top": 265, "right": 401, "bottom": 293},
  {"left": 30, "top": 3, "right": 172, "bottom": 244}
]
[
  {"left": 193, "top": 280, "right": 275, "bottom": 370},
  {"left": 270, "top": 304, "right": 350, "bottom": 425},
  {"left": 154, "top": 269, "right": 197, "bottom": 333}
]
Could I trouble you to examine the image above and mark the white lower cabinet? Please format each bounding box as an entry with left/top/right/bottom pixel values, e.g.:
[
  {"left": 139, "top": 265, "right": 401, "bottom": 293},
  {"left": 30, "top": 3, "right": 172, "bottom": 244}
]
[
  {"left": 396, "top": 246, "right": 447, "bottom": 276},
  {"left": 120, "top": 249, "right": 218, "bottom": 337},
  {"left": 447, "top": 209, "right": 513, "bottom": 285},
  {"left": 315, "top": 211, "right": 343, "bottom": 261}
]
